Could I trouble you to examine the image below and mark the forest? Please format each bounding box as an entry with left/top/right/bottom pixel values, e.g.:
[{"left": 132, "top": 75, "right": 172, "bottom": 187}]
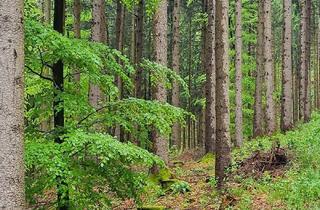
[{"left": 0, "top": 0, "right": 320, "bottom": 209}]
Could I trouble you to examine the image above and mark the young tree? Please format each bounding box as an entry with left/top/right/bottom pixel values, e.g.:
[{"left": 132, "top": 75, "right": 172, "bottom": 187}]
[
  {"left": 215, "top": 0, "right": 231, "bottom": 189},
  {"left": 205, "top": 0, "right": 216, "bottom": 153},
  {"left": 152, "top": 0, "right": 169, "bottom": 165},
  {"left": 253, "top": 0, "right": 265, "bottom": 138},
  {"left": 281, "top": 0, "right": 294, "bottom": 132},
  {"left": 171, "top": 0, "right": 181, "bottom": 150},
  {"left": 235, "top": 0, "right": 243, "bottom": 146},
  {"left": 264, "top": 0, "right": 276, "bottom": 135},
  {"left": 0, "top": 0, "right": 25, "bottom": 208},
  {"left": 89, "top": 0, "right": 107, "bottom": 108}
]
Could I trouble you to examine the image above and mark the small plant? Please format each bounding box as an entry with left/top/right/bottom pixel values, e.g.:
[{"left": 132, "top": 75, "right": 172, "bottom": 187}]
[{"left": 170, "top": 181, "right": 191, "bottom": 194}]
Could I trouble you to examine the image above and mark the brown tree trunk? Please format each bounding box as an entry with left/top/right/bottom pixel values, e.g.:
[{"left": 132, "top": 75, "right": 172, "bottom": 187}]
[
  {"left": 152, "top": 0, "right": 169, "bottom": 166},
  {"left": 73, "top": 0, "right": 81, "bottom": 82},
  {"left": 171, "top": 0, "right": 181, "bottom": 150},
  {"left": 264, "top": 0, "right": 276, "bottom": 135},
  {"left": 135, "top": 0, "right": 144, "bottom": 98},
  {"left": 253, "top": 0, "right": 265, "bottom": 138},
  {"left": 205, "top": 0, "right": 216, "bottom": 153},
  {"left": 0, "top": 0, "right": 25, "bottom": 208},
  {"left": 299, "top": 0, "right": 308, "bottom": 122},
  {"left": 89, "top": 0, "right": 107, "bottom": 108},
  {"left": 235, "top": 0, "right": 243, "bottom": 147},
  {"left": 280, "top": 0, "right": 293, "bottom": 132},
  {"left": 318, "top": 21, "right": 320, "bottom": 109},
  {"left": 304, "top": 0, "right": 311, "bottom": 122},
  {"left": 114, "top": 0, "right": 125, "bottom": 139},
  {"left": 215, "top": 0, "right": 231, "bottom": 189},
  {"left": 187, "top": 15, "right": 192, "bottom": 150}
]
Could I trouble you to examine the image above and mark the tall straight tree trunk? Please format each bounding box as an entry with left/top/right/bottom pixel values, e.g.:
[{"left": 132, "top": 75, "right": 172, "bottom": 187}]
[
  {"left": 264, "top": 0, "right": 276, "bottom": 135},
  {"left": 318, "top": 21, "right": 320, "bottom": 109},
  {"left": 253, "top": 0, "right": 265, "bottom": 138},
  {"left": 187, "top": 15, "right": 192, "bottom": 149},
  {"left": 42, "top": 0, "right": 51, "bottom": 23},
  {"left": 73, "top": 0, "right": 81, "bottom": 82},
  {"left": 40, "top": 0, "right": 52, "bottom": 131},
  {"left": 299, "top": 0, "right": 308, "bottom": 122},
  {"left": 89, "top": 0, "right": 107, "bottom": 108},
  {"left": 152, "top": 0, "right": 169, "bottom": 166},
  {"left": 53, "top": 0, "right": 69, "bottom": 209},
  {"left": 215, "top": 0, "right": 231, "bottom": 189},
  {"left": 114, "top": 0, "right": 125, "bottom": 139},
  {"left": 171, "top": 0, "right": 181, "bottom": 150},
  {"left": 304, "top": 0, "right": 311, "bottom": 122},
  {"left": 0, "top": 0, "right": 25, "bottom": 208},
  {"left": 280, "top": 0, "right": 293, "bottom": 132},
  {"left": 235, "top": 0, "right": 243, "bottom": 147},
  {"left": 135, "top": 0, "right": 144, "bottom": 98},
  {"left": 204, "top": 0, "right": 216, "bottom": 153}
]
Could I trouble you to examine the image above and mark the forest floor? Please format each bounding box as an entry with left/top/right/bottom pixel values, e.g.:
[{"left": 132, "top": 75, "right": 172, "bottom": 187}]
[{"left": 115, "top": 114, "right": 320, "bottom": 209}]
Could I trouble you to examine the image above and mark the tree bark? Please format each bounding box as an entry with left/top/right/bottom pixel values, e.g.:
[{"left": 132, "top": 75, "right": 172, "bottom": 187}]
[
  {"left": 215, "top": 0, "right": 231, "bottom": 189},
  {"left": 205, "top": 0, "right": 216, "bottom": 153},
  {"left": 299, "top": 0, "right": 308, "bottom": 122},
  {"left": 304, "top": 0, "right": 311, "bottom": 122},
  {"left": 264, "top": 0, "right": 276, "bottom": 135},
  {"left": 235, "top": 0, "right": 243, "bottom": 147},
  {"left": 171, "top": 0, "right": 181, "bottom": 150},
  {"left": 0, "top": 0, "right": 25, "bottom": 208},
  {"left": 135, "top": 0, "right": 144, "bottom": 98},
  {"left": 152, "top": 0, "right": 169, "bottom": 166},
  {"left": 73, "top": 0, "right": 81, "bottom": 82},
  {"left": 280, "top": 0, "right": 293, "bottom": 132},
  {"left": 89, "top": 0, "right": 107, "bottom": 108},
  {"left": 114, "top": 0, "right": 125, "bottom": 139},
  {"left": 42, "top": 0, "right": 51, "bottom": 24},
  {"left": 253, "top": 0, "right": 265, "bottom": 138},
  {"left": 53, "top": 0, "right": 69, "bottom": 209}
]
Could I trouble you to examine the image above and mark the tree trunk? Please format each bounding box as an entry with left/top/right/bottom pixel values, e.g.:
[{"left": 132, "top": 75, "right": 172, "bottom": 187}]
[
  {"left": 235, "top": 0, "right": 243, "bottom": 147},
  {"left": 205, "top": 0, "right": 216, "bottom": 153},
  {"left": 42, "top": 0, "right": 51, "bottom": 24},
  {"left": 215, "top": 0, "right": 231, "bottom": 189},
  {"left": 89, "top": 0, "right": 107, "bottom": 108},
  {"left": 187, "top": 15, "right": 192, "bottom": 150},
  {"left": 171, "top": 0, "right": 181, "bottom": 150},
  {"left": 135, "top": 0, "right": 145, "bottom": 98},
  {"left": 280, "top": 0, "right": 293, "bottom": 132},
  {"left": 152, "top": 0, "right": 169, "bottom": 166},
  {"left": 304, "top": 0, "right": 311, "bottom": 122},
  {"left": 0, "top": 0, "right": 25, "bottom": 208},
  {"left": 53, "top": 0, "right": 69, "bottom": 209},
  {"left": 114, "top": 0, "right": 125, "bottom": 139},
  {"left": 264, "top": 0, "right": 276, "bottom": 135},
  {"left": 299, "top": 0, "right": 308, "bottom": 122},
  {"left": 73, "top": 0, "right": 81, "bottom": 82},
  {"left": 253, "top": 0, "right": 265, "bottom": 138}
]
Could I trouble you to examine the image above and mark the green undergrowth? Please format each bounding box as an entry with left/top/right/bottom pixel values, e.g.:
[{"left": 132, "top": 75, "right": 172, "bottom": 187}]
[
  {"left": 142, "top": 113, "right": 320, "bottom": 209},
  {"left": 228, "top": 113, "right": 320, "bottom": 209}
]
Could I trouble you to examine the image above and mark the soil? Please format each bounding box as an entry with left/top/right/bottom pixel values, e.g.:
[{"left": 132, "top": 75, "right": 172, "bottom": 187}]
[{"left": 236, "top": 146, "right": 289, "bottom": 179}]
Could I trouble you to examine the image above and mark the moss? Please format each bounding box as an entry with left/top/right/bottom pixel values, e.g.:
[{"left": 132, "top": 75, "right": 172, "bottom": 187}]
[
  {"left": 149, "top": 167, "right": 175, "bottom": 184},
  {"left": 199, "top": 153, "right": 215, "bottom": 164}
]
